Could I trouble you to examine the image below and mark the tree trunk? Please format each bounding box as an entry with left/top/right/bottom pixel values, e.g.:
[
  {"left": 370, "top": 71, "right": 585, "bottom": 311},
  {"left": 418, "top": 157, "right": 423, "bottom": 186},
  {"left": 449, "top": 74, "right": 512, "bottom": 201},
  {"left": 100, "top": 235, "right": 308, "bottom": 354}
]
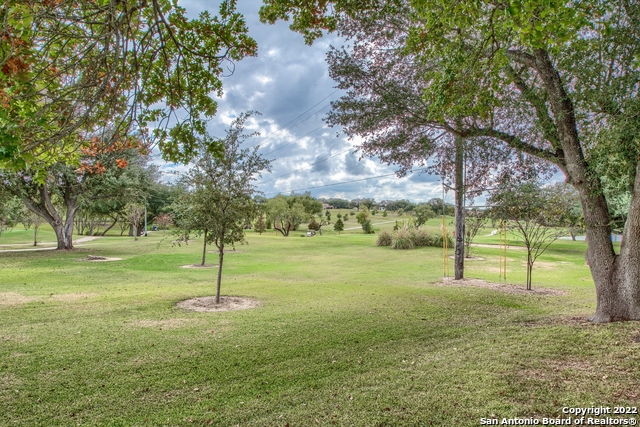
[
  {"left": 526, "top": 253, "right": 533, "bottom": 291},
  {"left": 51, "top": 219, "right": 74, "bottom": 250},
  {"left": 33, "top": 226, "right": 39, "bottom": 246},
  {"left": 454, "top": 136, "right": 465, "bottom": 280},
  {"left": 100, "top": 215, "right": 119, "bottom": 236},
  {"left": 22, "top": 184, "right": 77, "bottom": 250},
  {"left": 587, "top": 161, "right": 640, "bottom": 322},
  {"left": 201, "top": 229, "right": 208, "bottom": 266},
  {"left": 216, "top": 245, "right": 224, "bottom": 304},
  {"left": 531, "top": 49, "right": 640, "bottom": 321}
]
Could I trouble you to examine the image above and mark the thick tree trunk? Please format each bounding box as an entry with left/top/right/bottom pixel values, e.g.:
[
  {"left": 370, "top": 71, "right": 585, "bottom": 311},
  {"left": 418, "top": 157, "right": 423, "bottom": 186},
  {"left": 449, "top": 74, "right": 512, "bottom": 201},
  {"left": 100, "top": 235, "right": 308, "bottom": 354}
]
[
  {"left": 216, "top": 246, "right": 224, "bottom": 304},
  {"left": 588, "top": 162, "right": 640, "bottom": 322},
  {"left": 454, "top": 136, "right": 465, "bottom": 280},
  {"left": 530, "top": 49, "right": 640, "bottom": 322},
  {"left": 22, "top": 184, "right": 76, "bottom": 250},
  {"left": 51, "top": 219, "right": 75, "bottom": 250}
]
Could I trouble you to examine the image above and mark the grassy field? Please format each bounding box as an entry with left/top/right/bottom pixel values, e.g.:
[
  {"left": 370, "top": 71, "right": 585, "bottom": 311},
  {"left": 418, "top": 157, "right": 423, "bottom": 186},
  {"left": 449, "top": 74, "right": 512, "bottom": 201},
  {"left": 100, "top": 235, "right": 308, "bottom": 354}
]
[{"left": 1, "top": 224, "right": 639, "bottom": 426}]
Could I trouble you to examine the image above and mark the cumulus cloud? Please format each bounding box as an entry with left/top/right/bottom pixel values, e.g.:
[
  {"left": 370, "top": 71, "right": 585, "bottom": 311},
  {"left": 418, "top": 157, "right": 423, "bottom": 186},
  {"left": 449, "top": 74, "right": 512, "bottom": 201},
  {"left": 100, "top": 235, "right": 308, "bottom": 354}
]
[{"left": 155, "top": 0, "right": 450, "bottom": 204}]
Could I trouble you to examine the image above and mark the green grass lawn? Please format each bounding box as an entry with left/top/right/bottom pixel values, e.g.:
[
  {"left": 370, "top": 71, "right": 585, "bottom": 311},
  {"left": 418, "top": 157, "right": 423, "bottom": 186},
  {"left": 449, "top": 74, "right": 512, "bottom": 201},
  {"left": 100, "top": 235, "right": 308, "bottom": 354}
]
[{"left": 1, "top": 229, "right": 638, "bottom": 426}]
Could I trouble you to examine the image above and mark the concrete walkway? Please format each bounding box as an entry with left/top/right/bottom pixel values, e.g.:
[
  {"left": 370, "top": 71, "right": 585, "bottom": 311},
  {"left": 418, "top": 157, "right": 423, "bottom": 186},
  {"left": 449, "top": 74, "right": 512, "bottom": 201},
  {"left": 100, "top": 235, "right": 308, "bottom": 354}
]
[{"left": 0, "top": 236, "right": 101, "bottom": 253}]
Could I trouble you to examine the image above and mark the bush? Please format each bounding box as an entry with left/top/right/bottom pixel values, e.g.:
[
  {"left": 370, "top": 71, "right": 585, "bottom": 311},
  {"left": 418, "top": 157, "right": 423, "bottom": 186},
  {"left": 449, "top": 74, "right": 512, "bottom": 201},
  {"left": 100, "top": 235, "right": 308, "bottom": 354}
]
[
  {"left": 432, "top": 233, "right": 454, "bottom": 248},
  {"left": 308, "top": 217, "right": 320, "bottom": 231},
  {"left": 391, "top": 229, "right": 414, "bottom": 250},
  {"left": 362, "top": 219, "right": 374, "bottom": 234},
  {"left": 376, "top": 230, "right": 393, "bottom": 246},
  {"left": 410, "top": 228, "right": 432, "bottom": 247}
]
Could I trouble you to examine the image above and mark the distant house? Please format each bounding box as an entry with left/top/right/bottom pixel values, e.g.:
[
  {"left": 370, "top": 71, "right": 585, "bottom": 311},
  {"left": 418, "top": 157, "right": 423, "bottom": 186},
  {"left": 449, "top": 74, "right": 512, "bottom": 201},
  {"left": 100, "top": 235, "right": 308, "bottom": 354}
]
[
  {"left": 378, "top": 200, "right": 391, "bottom": 211},
  {"left": 322, "top": 203, "right": 334, "bottom": 209}
]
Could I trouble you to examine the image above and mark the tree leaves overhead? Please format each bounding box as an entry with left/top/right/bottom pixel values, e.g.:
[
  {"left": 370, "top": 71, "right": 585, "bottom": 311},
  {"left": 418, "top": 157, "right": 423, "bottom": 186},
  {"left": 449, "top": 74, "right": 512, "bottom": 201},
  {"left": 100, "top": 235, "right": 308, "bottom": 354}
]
[
  {"left": 324, "top": 0, "right": 550, "bottom": 195},
  {"left": 0, "top": 0, "right": 257, "bottom": 168}
]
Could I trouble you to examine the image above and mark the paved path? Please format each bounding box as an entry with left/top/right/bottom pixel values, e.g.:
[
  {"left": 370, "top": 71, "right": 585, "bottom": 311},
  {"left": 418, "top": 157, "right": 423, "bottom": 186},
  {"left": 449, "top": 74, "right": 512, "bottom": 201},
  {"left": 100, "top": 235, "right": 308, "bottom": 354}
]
[
  {"left": 344, "top": 220, "right": 396, "bottom": 231},
  {"left": 0, "top": 236, "right": 101, "bottom": 253}
]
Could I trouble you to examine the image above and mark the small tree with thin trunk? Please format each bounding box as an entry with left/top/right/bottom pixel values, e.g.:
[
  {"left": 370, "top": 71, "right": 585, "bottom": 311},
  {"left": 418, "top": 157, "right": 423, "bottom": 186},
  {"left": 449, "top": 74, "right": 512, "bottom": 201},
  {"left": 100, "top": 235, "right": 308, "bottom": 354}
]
[
  {"left": 178, "top": 112, "right": 271, "bottom": 303},
  {"left": 124, "top": 203, "right": 145, "bottom": 241},
  {"left": 334, "top": 218, "right": 344, "bottom": 234},
  {"left": 414, "top": 204, "right": 436, "bottom": 228},
  {"left": 464, "top": 208, "right": 489, "bottom": 258},
  {"left": 254, "top": 214, "right": 267, "bottom": 234},
  {"left": 30, "top": 213, "right": 45, "bottom": 246},
  {"left": 155, "top": 213, "right": 173, "bottom": 235},
  {"left": 489, "top": 181, "right": 568, "bottom": 290}
]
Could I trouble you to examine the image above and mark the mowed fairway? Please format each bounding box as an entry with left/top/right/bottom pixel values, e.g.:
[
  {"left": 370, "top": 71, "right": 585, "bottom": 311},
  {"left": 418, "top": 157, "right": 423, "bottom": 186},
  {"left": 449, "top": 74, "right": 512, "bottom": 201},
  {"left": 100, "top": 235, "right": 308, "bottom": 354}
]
[{"left": 1, "top": 229, "right": 639, "bottom": 426}]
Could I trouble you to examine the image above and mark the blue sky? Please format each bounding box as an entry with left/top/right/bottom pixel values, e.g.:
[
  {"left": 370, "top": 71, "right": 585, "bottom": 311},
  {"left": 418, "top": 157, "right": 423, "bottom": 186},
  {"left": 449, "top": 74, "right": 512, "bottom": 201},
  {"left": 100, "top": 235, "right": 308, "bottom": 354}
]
[{"left": 154, "top": 0, "right": 452, "bottom": 204}]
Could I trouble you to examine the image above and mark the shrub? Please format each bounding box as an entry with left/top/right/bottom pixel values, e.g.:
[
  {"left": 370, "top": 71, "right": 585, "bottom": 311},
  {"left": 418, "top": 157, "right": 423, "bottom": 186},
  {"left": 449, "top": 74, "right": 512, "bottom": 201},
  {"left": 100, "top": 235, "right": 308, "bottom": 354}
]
[
  {"left": 410, "top": 228, "right": 432, "bottom": 247},
  {"left": 391, "top": 229, "right": 414, "bottom": 250},
  {"left": 362, "top": 219, "right": 374, "bottom": 234},
  {"left": 432, "top": 233, "right": 454, "bottom": 248},
  {"left": 376, "top": 230, "right": 393, "bottom": 246},
  {"left": 308, "top": 217, "right": 320, "bottom": 231}
]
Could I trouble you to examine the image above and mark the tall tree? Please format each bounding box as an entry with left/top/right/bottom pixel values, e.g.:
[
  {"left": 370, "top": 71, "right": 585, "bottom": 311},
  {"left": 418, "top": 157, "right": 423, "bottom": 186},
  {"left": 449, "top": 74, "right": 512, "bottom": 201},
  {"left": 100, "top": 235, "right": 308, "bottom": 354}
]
[
  {"left": 320, "top": 1, "right": 543, "bottom": 279},
  {"left": 177, "top": 113, "right": 270, "bottom": 303},
  {"left": 1, "top": 138, "right": 149, "bottom": 248},
  {"left": 260, "top": 0, "right": 640, "bottom": 322},
  {"left": 413, "top": 203, "right": 436, "bottom": 228},
  {"left": 266, "top": 196, "right": 308, "bottom": 236},
  {"left": 1, "top": 0, "right": 257, "bottom": 169}
]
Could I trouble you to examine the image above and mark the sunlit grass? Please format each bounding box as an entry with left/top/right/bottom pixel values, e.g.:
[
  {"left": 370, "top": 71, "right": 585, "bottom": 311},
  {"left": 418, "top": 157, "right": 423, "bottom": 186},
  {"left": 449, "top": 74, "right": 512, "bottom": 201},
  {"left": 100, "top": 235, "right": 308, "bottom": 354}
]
[{"left": 1, "top": 230, "right": 638, "bottom": 426}]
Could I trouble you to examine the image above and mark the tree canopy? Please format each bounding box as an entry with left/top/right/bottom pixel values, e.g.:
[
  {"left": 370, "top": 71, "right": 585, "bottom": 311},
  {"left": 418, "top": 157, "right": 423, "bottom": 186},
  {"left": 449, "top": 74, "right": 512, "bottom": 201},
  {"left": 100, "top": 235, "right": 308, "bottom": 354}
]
[{"left": 1, "top": 0, "right": 256, "bottom": 169}]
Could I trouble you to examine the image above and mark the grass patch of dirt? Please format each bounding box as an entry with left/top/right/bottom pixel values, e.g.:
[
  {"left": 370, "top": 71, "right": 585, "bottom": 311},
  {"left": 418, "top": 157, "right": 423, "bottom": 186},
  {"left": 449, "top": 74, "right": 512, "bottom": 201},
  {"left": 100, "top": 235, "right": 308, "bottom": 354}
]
[
  {"left": 79, "top": 255, "right": 122, "bottom": 262},
  {"left": 176, "top": 296, "right": 260, "bottom": 312},
  {"left": 49, "top": 292, "right": 99, "bottom": 301},
  {"left": 434, "top": 277, "right": 567, "bottom": 296},
  {"left": 0, "top": 292, "right": 39, "bottom": 305},
  {"left": 0, "top": 292, "right": 98, "bottom": 305},
  {"left": 180, "top": 264, "right": 218, "bottom": 269},
  {"left": 129, "top": 318, "right": 198, "bottom": 329}
]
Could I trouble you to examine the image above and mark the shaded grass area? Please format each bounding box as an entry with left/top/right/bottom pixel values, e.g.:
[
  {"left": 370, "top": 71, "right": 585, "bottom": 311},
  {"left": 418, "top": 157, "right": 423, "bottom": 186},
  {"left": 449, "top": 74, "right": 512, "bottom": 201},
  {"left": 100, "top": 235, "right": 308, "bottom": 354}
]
[{"left": 1, "top": 232, "right": 639, "bottom": 426}]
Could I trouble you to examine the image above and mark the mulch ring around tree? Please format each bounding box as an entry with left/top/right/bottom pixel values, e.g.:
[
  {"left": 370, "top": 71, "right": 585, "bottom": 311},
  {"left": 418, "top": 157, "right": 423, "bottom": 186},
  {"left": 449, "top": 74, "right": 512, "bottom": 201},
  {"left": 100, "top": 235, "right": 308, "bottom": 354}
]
[
  {"left": 79, "top": 255, "right": 123, "bottom": 262},
  {"left": 434, "top": 277, "right": 567, "bottom": 296},
  {"left": 176, "top": 296, "right": 260, "bottom": 313},
  {"left": 180, "top": 264, "right": 218, "bottom": 269}
]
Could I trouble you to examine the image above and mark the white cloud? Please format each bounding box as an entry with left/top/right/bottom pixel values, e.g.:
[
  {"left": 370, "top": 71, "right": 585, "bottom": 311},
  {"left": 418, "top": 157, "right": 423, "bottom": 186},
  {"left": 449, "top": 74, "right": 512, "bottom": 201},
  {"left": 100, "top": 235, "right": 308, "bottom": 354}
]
[{"left": 161, "top": 0, "right": 444, "bottom": 204}]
